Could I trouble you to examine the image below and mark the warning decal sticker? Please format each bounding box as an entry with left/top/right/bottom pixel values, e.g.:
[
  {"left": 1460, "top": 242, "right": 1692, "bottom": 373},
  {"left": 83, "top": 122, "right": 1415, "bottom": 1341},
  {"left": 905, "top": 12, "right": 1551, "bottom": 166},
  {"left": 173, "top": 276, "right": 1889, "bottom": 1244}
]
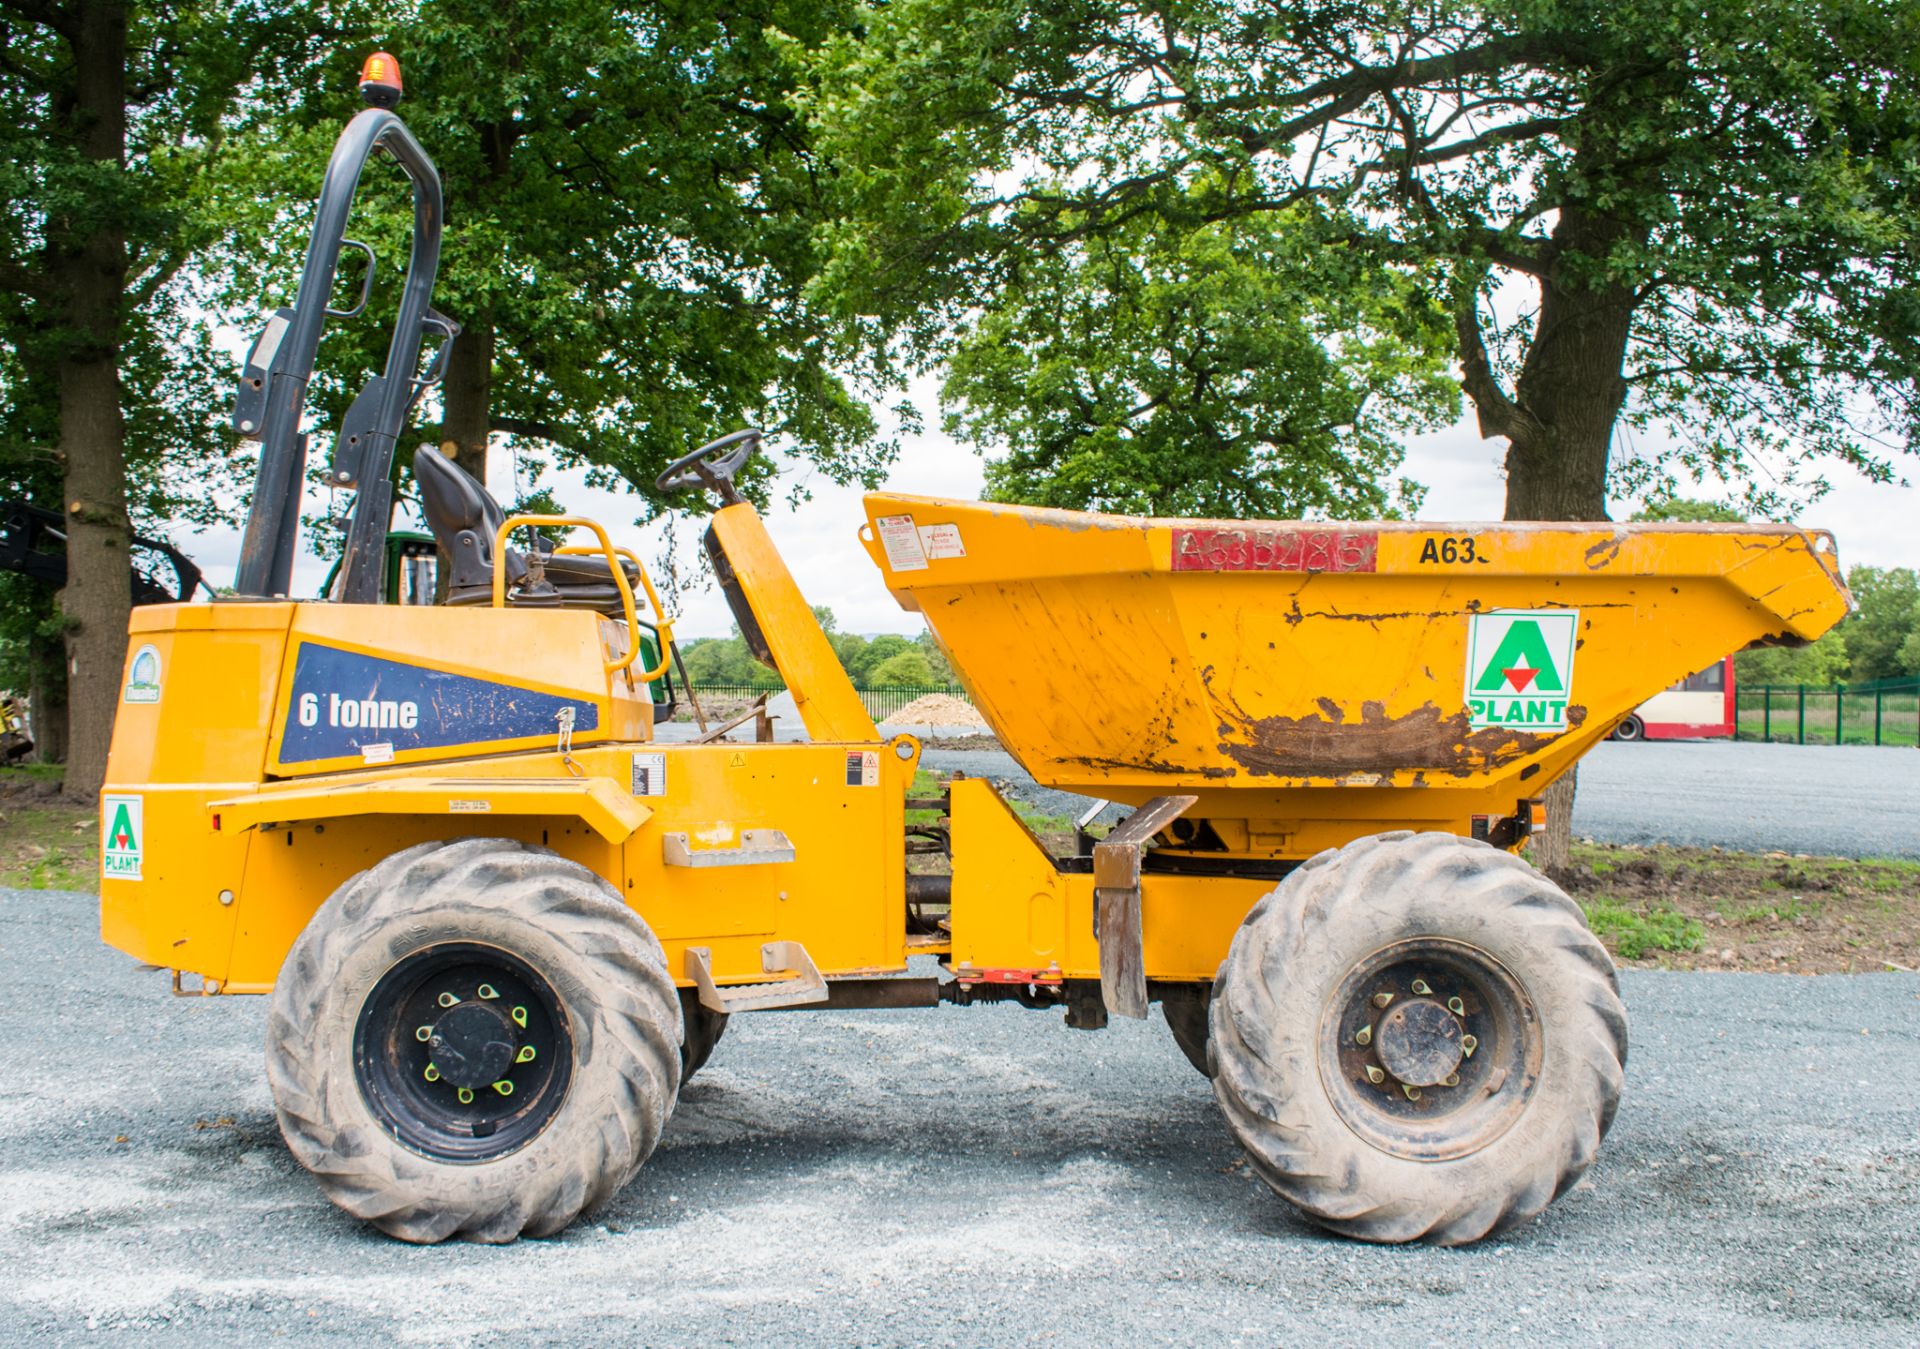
[
  {"left": 631, "top": 751, "right": 667, "bottom": 797},
  {"left": 1465, "top": 609, "right": 1579, "bottom": 731},
  {"left": 876, "top": 515, "right": 929, "bottom": 572},
  {"left": 917, "top": 523, "right": 966, "bottom": 560}
]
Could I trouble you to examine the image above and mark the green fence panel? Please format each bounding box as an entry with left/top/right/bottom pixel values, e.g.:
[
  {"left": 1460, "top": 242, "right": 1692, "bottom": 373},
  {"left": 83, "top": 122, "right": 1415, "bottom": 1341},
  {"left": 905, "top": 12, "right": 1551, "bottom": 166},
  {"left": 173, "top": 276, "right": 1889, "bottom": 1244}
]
[{"left": 1738, "top": 678, "right": 1920, "bottom": 746}]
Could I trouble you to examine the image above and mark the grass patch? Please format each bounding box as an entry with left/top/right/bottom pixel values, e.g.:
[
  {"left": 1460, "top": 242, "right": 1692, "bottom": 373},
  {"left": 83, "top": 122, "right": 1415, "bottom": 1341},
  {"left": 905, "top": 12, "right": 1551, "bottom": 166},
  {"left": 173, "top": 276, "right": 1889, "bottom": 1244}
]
[
  {"left": 0, "top": 800, "right": 96, "bottom": 891},
  {"left": 1582, "top": 899, "right": 1706, "bottom": 959},
  {"left": 1564, "top": 841, "right": 1919, "bottom": 971}
]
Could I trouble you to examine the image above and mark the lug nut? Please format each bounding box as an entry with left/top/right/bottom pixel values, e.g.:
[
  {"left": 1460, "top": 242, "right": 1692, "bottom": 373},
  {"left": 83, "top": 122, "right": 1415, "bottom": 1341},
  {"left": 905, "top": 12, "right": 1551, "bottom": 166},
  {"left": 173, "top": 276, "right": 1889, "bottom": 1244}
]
[
  {"left": 1443, "top": 1073, "right": 1460, "bottom": 1087},
  {"left": 437, "top": 991, "right": 458, "bottom": 1008},
  {"left": 511, "top": 1006, "right": 528, "bottom": 1028},
  {"left": 477, "top": 983, "right": 498, "bottom": 1000},
  {"left": 1355, "top": 1025, "right": 1372, "bottom": 1047},
  {"left": 515, "top": 1045, "right": 537, "bottom": 1063},
  {"left": 1365, "top": 1066, "right": 1385, "bottom": 1085},
  {"left": 423, "top": 1063, "right": 440, "bottom": 1083},
  {"left": 1447, "top": 996, "right": 1465, "bottom": 1015},
  {"left": 1372, "top": 992, "right": 1394, "bottom": 1008},
  {"left": 457, "top": 1087, "right": 474, "bottom": 1104},
  {"left": 1411, "top": 979, "right": 1432, "bottom": 996},
  {"left": 1461, "top": 1034, "right": 1478, "bottom": 1057},
  {"left": 1403, "top": 1085, "right": 1421, "bottom": 1101},
  {"left": 492, "top": 1080, "right": 514, "bottom": 1097},
  {"left": 415, "top": 1026, "right": 432, "bottom": 1042}
]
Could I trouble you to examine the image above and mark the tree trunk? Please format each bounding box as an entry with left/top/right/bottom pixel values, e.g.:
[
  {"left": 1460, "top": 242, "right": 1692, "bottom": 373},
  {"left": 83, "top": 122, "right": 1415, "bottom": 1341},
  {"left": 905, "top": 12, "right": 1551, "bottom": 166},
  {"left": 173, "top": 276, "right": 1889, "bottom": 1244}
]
[
  {"left": 27, "top": 627, "right": 69, "bottom": 765},
  {"left": 1461, "top": 204, "right": 1639, "bottom": 876},
  {"left": 438, "top": 308, "right": 494, "bottom": 485},
  {"left": 1500, "top": 206, "right": 1637, "bottom": 523},
  {"left": 52, "top": 0, "right": 132, "bottom": 804}
]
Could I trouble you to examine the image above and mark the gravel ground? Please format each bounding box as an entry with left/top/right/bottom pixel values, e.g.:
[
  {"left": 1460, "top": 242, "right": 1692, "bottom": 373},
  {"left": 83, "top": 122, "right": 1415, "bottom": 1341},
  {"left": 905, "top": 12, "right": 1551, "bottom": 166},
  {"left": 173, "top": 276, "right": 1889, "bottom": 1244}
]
[
  {"left": 1, "top": 885, "right": 1916, "bottom": 1346},
  {"left": 916, "top": 741, "right": 1920, "bottom": 859}
]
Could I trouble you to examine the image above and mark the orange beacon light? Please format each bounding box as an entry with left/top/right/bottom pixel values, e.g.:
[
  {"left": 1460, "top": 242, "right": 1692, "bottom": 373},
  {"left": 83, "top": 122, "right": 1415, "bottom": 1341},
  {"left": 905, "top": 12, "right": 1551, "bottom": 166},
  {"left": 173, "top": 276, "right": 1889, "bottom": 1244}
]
[{"left": 359, "top": 52, "right": 403, "bottom": 108}]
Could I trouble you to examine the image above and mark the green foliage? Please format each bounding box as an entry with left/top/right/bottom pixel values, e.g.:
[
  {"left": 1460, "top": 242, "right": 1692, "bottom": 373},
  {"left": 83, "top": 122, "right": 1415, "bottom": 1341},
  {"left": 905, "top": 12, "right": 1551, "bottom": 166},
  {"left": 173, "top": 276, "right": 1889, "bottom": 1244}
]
[
  {"left": 202, "top": 0, "right": 901, "bottom": 538},
  {"left": 1581, "top": 899, "right": 1705, "bottom": 960},
  {"left": 678, "top": 634, "right": 780, "bottom": 687},
  {"left": 1842, "top": 567, "right": 1920, "bottom": 680},
  {"left": 946, "top": 200, "right": 1451, "bottom": 516},
  {"left": 846, "top": 633, "right": 911, "bottom": 682},
  {"left": 800, "top": 0, "right": 1920, "bottom": 515},
  {"left": 1735, "top": 630, "right": 1850, "bottom": 687},
  {"left": 866, "top": 649, "right": 935, "bottom": 687},
  {"left": 677, "top": 609, "right": 957, "bottom": 689},
  {"left": 1630, "top": 497, "right": 1746, "bottom": 523}
]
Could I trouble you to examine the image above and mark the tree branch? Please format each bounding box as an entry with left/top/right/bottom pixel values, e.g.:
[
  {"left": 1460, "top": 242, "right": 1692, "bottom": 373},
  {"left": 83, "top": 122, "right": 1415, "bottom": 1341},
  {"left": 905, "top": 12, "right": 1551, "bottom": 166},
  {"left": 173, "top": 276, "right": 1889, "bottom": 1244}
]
[
  {"left": 1453, "top": 271, "right": 1530, "bottom": 442},
  {"left": 491, "top": 416, "right": 584, "bottom": 455}
]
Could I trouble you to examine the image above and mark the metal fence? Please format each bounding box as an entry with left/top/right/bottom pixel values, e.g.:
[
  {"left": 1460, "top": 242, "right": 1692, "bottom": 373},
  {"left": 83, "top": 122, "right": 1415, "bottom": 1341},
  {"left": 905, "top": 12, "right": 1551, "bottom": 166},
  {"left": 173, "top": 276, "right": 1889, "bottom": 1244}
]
[
  {"left": 688, "top": 683, "right": 975, "bottom": 723},
  {"left": 1737, "top": 677, "right": 1920, "bottom": 746}
]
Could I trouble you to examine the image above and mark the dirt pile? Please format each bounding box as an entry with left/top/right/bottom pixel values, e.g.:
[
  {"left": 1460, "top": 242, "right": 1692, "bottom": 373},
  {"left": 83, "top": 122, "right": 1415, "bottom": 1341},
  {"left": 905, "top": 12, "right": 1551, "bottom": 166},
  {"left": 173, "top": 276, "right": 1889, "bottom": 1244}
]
[{"left": 887, "top": 693, "right": 989, "bottom": 729}]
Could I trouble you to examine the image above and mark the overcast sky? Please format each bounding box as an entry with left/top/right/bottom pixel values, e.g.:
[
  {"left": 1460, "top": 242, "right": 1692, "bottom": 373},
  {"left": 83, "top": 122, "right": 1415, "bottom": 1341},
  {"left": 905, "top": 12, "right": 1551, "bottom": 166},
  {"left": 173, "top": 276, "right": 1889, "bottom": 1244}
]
[{"left": 181, "top": 385, "right": 1917, "bottom": 639}]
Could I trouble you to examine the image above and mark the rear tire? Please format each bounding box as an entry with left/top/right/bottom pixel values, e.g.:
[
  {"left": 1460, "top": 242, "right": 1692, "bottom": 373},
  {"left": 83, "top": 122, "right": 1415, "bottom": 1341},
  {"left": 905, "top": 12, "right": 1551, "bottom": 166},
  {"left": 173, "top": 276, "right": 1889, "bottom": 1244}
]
[
  {"left": 1210, "top": 831, "right": 1626, "bottom": 1245},
  {"left": 266, "top": 838, "right": 683, "bottom": 1243},
  {"left": 1610, "top": 715, "right": 1645, "bottom": 742}
]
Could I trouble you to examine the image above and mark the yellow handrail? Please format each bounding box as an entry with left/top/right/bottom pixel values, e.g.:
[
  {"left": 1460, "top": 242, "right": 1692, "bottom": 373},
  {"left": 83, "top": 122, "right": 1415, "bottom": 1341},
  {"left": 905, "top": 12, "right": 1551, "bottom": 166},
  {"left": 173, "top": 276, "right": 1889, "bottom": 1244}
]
[
  {"left": 556, "top": 543, "right": 675, "bottom": 683},
  {"left": 490, "top": 514, "right": 664, "bottom": 679}
]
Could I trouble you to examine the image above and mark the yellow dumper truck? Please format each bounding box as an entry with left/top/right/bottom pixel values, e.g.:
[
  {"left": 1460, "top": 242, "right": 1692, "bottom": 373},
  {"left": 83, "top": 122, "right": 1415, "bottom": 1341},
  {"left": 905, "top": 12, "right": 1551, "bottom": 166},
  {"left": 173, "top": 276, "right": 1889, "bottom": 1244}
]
[{"left": 100, "top": 64, "right": 1853, "bottom": 1246}]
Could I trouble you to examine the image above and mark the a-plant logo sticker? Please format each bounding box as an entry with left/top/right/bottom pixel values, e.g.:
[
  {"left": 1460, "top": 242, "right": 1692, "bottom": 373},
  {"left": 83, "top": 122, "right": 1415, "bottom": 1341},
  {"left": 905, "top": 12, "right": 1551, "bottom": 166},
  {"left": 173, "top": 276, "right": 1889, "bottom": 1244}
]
[
  {"left": 1465, "top": 609, "right": 1579, "bottom": 731},
  {"left": 123, "top": 644, "right": 162, "bottom": 703},
  {"left": 101, "top": 794, "right": 144, "bottom": 881}
]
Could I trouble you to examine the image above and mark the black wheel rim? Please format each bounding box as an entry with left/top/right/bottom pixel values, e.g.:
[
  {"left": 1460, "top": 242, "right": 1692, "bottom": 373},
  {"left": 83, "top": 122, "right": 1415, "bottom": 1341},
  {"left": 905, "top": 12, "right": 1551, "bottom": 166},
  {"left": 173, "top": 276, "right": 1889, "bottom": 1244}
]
[
  {"left": 1319, "top": 938, "right": 1542, "bottom": 1161},
  {"left": 353, "top": 942, "right": 573, "bottom": 1162}
]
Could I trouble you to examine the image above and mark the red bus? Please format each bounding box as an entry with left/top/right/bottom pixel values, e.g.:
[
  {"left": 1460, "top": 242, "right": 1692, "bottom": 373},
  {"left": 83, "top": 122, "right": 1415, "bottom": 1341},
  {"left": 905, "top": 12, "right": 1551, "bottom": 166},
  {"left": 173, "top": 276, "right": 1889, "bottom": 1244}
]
[{"left": 1609, "top": 655, "right": 1735, "bottom": 741}]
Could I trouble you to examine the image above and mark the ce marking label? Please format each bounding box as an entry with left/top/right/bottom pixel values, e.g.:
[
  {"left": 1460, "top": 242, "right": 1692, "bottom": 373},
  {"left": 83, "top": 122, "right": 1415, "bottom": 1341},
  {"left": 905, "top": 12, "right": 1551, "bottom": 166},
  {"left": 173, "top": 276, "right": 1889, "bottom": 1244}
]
[{"left": 1418, "top": 534, "right": 1491, "bottom": 565}]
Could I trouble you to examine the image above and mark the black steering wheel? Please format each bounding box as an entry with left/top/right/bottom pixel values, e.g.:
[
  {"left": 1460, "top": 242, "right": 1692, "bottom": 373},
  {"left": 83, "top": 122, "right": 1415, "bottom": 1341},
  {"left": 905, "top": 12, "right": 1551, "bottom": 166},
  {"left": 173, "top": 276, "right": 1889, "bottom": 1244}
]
[{"left": 655, "top": 427, "right": 762, "bottom": 502}]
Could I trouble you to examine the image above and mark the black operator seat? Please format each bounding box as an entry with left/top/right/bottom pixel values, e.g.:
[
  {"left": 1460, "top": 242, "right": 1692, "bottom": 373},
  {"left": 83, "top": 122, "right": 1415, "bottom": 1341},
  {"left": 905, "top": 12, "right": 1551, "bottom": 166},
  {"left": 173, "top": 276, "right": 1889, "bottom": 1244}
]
[{"left": 413, "top": 445, "right": 640, "bottom": 616}]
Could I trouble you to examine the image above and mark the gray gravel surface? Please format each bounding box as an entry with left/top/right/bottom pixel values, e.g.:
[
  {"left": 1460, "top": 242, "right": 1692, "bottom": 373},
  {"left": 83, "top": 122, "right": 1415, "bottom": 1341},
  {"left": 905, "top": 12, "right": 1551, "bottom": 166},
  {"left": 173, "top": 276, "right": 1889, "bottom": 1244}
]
[
  {"left": 2, "top": 885, "right": 1917, "bottom": 1346},
  {"left": 920, "top": 741, "right": 1920, "bottom": 858}
]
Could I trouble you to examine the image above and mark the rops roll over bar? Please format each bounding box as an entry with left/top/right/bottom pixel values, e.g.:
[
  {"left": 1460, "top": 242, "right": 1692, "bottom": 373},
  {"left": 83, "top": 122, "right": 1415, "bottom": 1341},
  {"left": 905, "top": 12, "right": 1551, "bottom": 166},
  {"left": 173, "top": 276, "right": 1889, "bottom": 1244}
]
[{"left": 231, "top": 53, "right": 456, "bottom": 604}]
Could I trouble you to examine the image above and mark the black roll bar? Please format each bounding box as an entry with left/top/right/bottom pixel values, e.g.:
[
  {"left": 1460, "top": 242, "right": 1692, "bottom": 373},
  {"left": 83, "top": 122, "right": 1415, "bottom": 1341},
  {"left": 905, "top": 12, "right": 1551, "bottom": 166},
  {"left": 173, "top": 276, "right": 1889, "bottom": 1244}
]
[{"left": 231, "top": 105, "right": 449, "bottom": 602}]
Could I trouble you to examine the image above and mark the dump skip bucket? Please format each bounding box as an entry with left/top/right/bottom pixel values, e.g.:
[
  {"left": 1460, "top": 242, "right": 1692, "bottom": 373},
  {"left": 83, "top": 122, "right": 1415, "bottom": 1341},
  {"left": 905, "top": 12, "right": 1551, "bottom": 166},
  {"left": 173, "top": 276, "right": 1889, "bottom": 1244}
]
[{"left": 861, "top": 496, "right": 1850, "bottom": 826}]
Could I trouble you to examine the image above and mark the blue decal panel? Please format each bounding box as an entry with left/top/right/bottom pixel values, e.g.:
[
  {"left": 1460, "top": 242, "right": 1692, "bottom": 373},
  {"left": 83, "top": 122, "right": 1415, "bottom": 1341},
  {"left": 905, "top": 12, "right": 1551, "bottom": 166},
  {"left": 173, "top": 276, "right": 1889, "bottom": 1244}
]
[{"left": 278, "top": 643, "right": 599, "bottom": 764}]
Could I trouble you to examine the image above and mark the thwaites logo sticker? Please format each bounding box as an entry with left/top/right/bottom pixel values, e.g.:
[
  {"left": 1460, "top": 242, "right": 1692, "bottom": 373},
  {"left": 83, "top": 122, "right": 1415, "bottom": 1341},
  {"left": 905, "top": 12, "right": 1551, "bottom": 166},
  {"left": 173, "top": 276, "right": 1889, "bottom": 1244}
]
[
  {"left": 123, "top": 644, "right": 162, "bottom": 703},
  {"left": 1465, "top": 609, "right": 1578, "bottom": 731},
  {"left": 101, "top": 794, "right": 144, "bottom": 880}
]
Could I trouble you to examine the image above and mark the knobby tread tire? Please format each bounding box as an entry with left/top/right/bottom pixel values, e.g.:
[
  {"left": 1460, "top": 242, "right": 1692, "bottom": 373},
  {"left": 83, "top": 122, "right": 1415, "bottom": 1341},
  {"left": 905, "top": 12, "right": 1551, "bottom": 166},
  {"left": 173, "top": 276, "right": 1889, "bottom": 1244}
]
[
  {"left": 678, "top": 990, "right": 729, "bottom": 1080},
  {"left": 1210, "top": 830, "right": 1627, "bottom": 1246},
  {"left": 1160, "top": 986, "right": 1214, "bottom": 1078},
  {"left": 265, "top": 838, "right": 683, "bottom": 1243}
]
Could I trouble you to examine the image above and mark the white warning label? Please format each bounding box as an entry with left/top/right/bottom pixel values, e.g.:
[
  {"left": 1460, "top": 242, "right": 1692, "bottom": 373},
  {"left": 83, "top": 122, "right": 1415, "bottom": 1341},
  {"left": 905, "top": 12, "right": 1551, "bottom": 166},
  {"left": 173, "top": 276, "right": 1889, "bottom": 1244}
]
[
  {"left": 917, "top": 522, "right": 966, "bottom": 560},
  {"left": 876, "top": 514, "right": 928, "bottom": 572},
  {"left": 631, "top": 751, "right": 668, "bottom": 797}
]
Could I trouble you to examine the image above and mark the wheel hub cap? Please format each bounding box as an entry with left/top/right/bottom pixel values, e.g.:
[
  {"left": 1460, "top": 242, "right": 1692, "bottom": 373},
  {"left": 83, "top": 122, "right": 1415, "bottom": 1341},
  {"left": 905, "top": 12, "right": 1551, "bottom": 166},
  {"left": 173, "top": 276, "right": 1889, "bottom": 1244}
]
[
  {"left": 1374, "top": 997, "right": 1463, "bottom": 1086},
  {"left": 429, "top": 1000, "right": 517, "bottom": 1089}
]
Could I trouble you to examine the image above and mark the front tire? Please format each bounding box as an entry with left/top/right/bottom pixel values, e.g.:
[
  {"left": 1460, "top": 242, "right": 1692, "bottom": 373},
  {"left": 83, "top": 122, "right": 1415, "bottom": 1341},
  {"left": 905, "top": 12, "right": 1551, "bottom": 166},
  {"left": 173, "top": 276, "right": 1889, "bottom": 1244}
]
[
  {"left": 678, "top": 990, "right": 729, "bottom": 1080},
  {"left": 266, "top": 838, "right": 683, "bottom": 1243},
  {"left": 1610, "top": 715, "right": 1645, "bottom": 741},
  {"left": 1210, "top": 831, "right": 1626, "bottom": 1245}
]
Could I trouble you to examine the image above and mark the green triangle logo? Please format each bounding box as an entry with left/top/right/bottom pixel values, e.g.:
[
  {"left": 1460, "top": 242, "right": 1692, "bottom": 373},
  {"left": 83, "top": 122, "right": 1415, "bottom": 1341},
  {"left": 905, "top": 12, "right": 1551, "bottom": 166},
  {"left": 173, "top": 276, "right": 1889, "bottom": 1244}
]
[
  {"left": 108, "top": 801, "right": 136, "bottom": 851},
  {"left": 1473, "top": 618, "right": 1564, "bottom": 694}
]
